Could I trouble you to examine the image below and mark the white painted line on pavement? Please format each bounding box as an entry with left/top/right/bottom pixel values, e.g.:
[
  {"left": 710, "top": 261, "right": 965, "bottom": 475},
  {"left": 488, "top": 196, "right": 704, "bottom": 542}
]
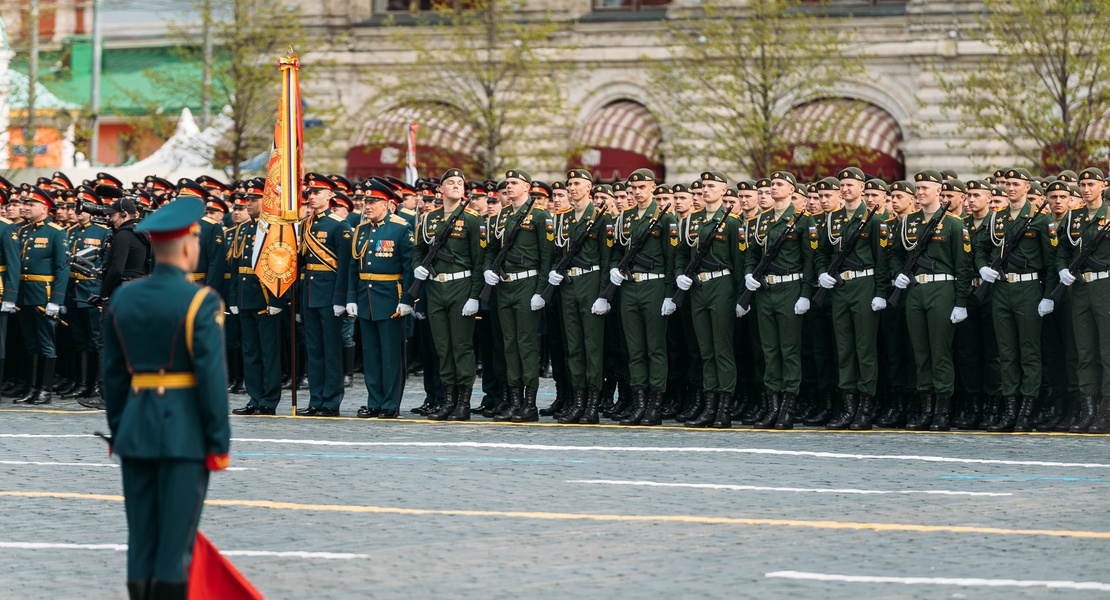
[
  {"left": 0, "top": 460, "right": 253, "bottom": 471},
  {"left": 569, "top": 479, "right": 1012, "bottom": 497},
  {"left": 0, "top": 542, "right": 368, "bottom": 560},
  {"left": 765, "top": 570, "right": 1110, "bottom": 591}
]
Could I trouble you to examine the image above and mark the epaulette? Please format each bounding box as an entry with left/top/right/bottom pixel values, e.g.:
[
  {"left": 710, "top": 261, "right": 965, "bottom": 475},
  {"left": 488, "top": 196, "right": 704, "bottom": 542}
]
[
  {"left": 328, "top": 213, "right": 345, "bottom": 222},
  {"left": 48, "top": 222, "right": 64, "bottom": 231},
  {"left": 93, "top": 222, "right": 110, "bottom": 230},
  {"left": 992, "top": 206, "right": 1007, "bottom": 212},
  {"left": 400, "top": 207, "right": 417, "bottom": 216},
  {"left": 201, "top": 216, "right": 219, "bottom": 225},
  {"left": 745, "top": 214, "right": 759, "bottom": 222},
  {"left": 464, "top": 208, "right": 480, "bottom": 217},
  {"left": 947, "top": 211, "right": 962, "bottom": 219},
  {"left": 553, "top": 208, "right": 571, "bottom": 216},
  {"left": 0, "top": 217, "right": 10, "bottom": 225},
  {"left": 389, "top": 215, "right": 408, "bottom": 226}
]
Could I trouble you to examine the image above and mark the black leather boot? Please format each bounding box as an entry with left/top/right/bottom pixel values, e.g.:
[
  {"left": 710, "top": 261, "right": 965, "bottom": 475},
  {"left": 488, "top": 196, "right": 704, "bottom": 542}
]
[
  {"left": 448, "top": 386, "right": 472, "bottom": 421},
  {"left": 753, "top": 392, "right": 782, "bottom": 429},
  {"left": 227, "top": 349, "right": 244, "bottom": 394},
  {"left": 741, "top": 391, "right": 767, "bottom": 425},
  {"left": 826, "top": 392, "right": 858, "bottom": 430},
  {"left": 343, "top": 346, "right": 355, "bottom": 388},
  {"left": 427, "top": 385, "right": 457, "bottom": 421},
  {"left": 660, "top": 390, "right": 680, "bottom": 419},
  {"left": 494, "top": 387, "right": 522, "bottom": 422},
  {"left": 539, "top": 391, "right": 566, "bottom": 417},
  {"left": 14, "top": 355, "right": 39, "bottom": 404},
  {"left": 483, "top": 388, "right": 508, "bottom": 418},
  {"left": 802, "top": 388, "right": 834, "bottom": 426},
  {"left": 1012, "top": 395, "right": 1037, "bottom": 432},
  {"left": 674, "top": 389, "right": 703, "bottom": 422},
  {"left": 579, "top": 387, "right": 601, "bottom": 424},
  {"left": 1070, "top": 396, "right": 1097, "bottom": 433},
  {"left": 1088, "top": 397, "right": 1110, "bottom": 434},
  {"left": 729, "top": 389, "right": 747, "bottom": 420},
  {"left": 930, "top": 394, "right": 952, "bottom": 431},
  {"left": 685, "top": 391, "right": 718, "bottom": 428},
  {"left": 148, "top": 581, "right": 186, "bottom": 600},
  {"left": 712, "top": 392, "right": 733, "bottom": 428},
  {"left": 978, "top": 396, "right": 1000, "bottom": 429},
  {"left": 849, "top": 393, "right": 874, "bottom": 430},
  {"left": 988, "top": 396, "right": 1019, "bottom": 432},
  {"left": 953, "top": 394, "right": 981, "bottom": 429},
  {"left": 512, "top": 386, "right": 539, "bottom": 422},
  {"left": 874, "top": 393, "right": 902, "bottom": 428},
  {"left": 774, "top": 392, "right": 797, "bottom": 430},
  {"left": 559, "top": 388, "right": 587, "bottom": 424},
  {"left": 641, "top": 389, "right": 663, "bottom": 426},
  {"left": 31, "top": 357, "right": 56, "bottom": 405},
  {"left": 619, "top": 387, "right": 648, "bottom": 426},
  {"left": 127, "top": 579, "right": 149, "bottom": 600},
  {"left": 61, "top": 353, "right": 91, "bottom": 399},
  {"left": 905, "top": 393, "right": 934, "bottom": 431}
]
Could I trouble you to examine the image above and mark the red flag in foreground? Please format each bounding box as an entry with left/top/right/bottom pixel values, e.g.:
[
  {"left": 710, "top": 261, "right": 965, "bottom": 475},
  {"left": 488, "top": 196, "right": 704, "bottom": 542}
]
[{"left": 188, "top": 531, "right": 264, "bottom": 600}]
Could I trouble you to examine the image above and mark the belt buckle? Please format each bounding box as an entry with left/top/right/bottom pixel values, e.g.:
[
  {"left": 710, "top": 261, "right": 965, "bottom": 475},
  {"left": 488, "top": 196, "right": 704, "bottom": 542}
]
[
  {"left": 697, "top": 272, "right": 709, "bottom": 283},
  {"left": 766, "top": 275, "right": 777, "bottom": 284},
  {"left": 841, "top": 271, "right": 852, "bottom": 281},
  {"left": 1006, "top": 272, "right": 1016, "bottom": 283},
  {"left": 632, "top": 273, "right": 643, "bottom": 282},
  {"left": 916, "top": 274, "right": 927, "bottom": 284},
  {"left": 1084, "top": 272, "right": 1094, "bottom": 283}
]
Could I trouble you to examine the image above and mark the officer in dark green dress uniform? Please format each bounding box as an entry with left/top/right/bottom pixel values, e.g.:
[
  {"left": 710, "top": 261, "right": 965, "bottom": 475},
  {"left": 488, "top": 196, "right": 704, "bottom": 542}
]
[
  {"left": 348, "top": 180, "right": 414, "bottom": 418},
  {"left": 14, "top": 185, "right": 69, "bottom": 405},
  {"left": 178, "top": 180, "right": 228, "bottom": 289},
  {"left": 65, "top": 185, "right": 110, "bottom": 403},
  {"left": 298, "top": 173, "right": 353, "bottom": 417},
  {"left": 0, "top": 183, "right": 21, "bottom": 393},
  {"left": 103, "top": 197, "right": 231, "bottom": 600}
]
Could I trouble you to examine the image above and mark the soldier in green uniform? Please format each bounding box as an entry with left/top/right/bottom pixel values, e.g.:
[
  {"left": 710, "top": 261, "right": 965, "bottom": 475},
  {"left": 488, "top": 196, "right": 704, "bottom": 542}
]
[
  {"left": 103, "top": 197, "right": 231, "bottom": 600},
  {"left": 298, "top": 173, "right": 353, "bottom": 417},
  {"left": 816, "top": 167, "right": 890, "bottom": 430},
  {"left": 1037, "top": 180, "right": 1080, "bottom": 430},
  {"left": 974, "top": 168, "right": 1057, "bottom": 431},
  {"left": 733, "top": 180, "right": 765, "bottom": 424},
  {"left": 175, "top": 180, "right": 226, "bottom": 289},
  {"left": 1056, "top": 168, "right": 1110, "bottom": 433},
  {"left": 13, "top": 186, "right": 69, "bottom": 405},
  {"left": 483, "top": 169, "right": 554, "bottom": 422},
  {"left": 890, "top": 170, "right": 974, "bottom": 431},
  {"left": 348, "top": 179, "right": 414, "bottom": 419},
  {"left": 414, "top": 169, "right": 486, "bottom": 420},
  {"left": 64, "top": 186, "right": 110, "bottom": 404},
  {"left": 0, "top": 184, "right": 20, "bottom": 395},
  {"left": 547, "top": 169, "right": 611, "bottom": 424},
  {"left": 607, "top": 168, "right": 677, "bottom": 424},
  {"left": 800, "top": 176, "right": 839, "bottom": 425}
]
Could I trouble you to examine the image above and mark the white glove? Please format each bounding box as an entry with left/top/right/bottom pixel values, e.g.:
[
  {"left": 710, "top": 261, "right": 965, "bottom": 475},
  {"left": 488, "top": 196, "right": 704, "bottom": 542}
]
[
  {"left": 414, "top": 311, "right": 426, "bottom": 320},
  {"left": 414, "top": 265, "right": 430, "bottom": 281},
  {"left": 346, "top": 302, "right": 359, "bottom": 317},
  {"left": 661, "top": 297, "right": 677, "bottom": 316},
  {"left": 979, "top": 266, "right": 999, "bottom": 283},
  {"left": 1059, "top": 268, "right": 1076, "bottom": 286},
  {"left": 530, "top": 294, "right": 546, "bottom": 311},
  {"left": 794, "top": 297, "right": 810, "bottom": 315},
  {"left": 333, "top": 305, "right": 346, "bottom": 317},
  {"left": 483, "top": 270, "right": 500, "bottom": 286},
  {"left": 396, "top": 303, "right": 412, "bottom": 316},
  {"left": 461, "top": 298, "right": 479, "bottom": 316},
  {"left": 548, "top": 271, "right": 564, "bottom": 286},
  {"left": 736, "top": 303, "right": 749, "bottom": 318},
  {"left": 591, "top": 298, "right": 610, "bottom": 315},
  {"left": 59, "top": 305, "right": 68, "bottom": 315},
  {"left": 229, "top": 306, "right": 239, "bottom": 315},
  {"left": 295, "top": 313, "right": 302, "bottom": 323},
  {"left": 871, "top": 297, "right": 887, "bottom": 312},
  {"left": 0, "top": 301, "right": 14, "bottom": 313},
  {"left": 45, "top": 302, "right": 60, "bottom": 317},
  {"left": 950, "top": 306, "right": 968, "bottom": 323},
  {"left": 894, "top": 274, "right": 911, "bottom": 289},
  {"left": 1037, "top": 298, "right": 1054, "bottom": 317},
  {"left": 267, "top": 306, "right": 282, "bottom": 316},
  {"left": 744, "top": 273, "right": 761, "bottom": 291},
  {"left": 609, "top": 268, "right": 625, "bottom": 287},
  {"left": 675, "top": 274, "right": 694, "bottom": 291},
  {"left": 818, "top": 273, "right": 837, "bottom": 289}
]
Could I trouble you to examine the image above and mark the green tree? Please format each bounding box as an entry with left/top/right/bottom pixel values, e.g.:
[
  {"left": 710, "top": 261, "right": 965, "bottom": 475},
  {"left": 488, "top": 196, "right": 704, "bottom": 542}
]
[
  {"left": 938, "top": 0, "right": 1110, "bottom": 172},
  {"left": 647, "top": 0, "right": 868, "bottom": 178}
]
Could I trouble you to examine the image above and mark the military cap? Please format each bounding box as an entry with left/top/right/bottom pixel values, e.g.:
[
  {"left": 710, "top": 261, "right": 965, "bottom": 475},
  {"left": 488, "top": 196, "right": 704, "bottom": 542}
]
[
  {"left": 243, "top": 180, "right": 265, "bottom": 198},
  {"left": 484, "top": 180, "right": 499, "bottom": 196},
  {"left": 136, "top": 196, "right": 205, "bottom": 243},
  {"left": 941, "top": 179, "right": 967, "bottom": 193},
  {"left": 1071, "top": 184, "right": 1083, "bottom": 198},
  {"left": 736, "top": 180, "right": 756, "bottom": 192},
  {"left": 689, "top": 180, "right": 703, "bottom": 190},
  {"left": 794, "top": 182, "right": 808, "bottom": 196},
  {"left": 806, "top": 182, "right": 817, "bottom": 194},
  {"left": 1045, "top": 180, "right": 1071, "bottom": 194},
  {"left": 672, "top": 183, "right": 690, "bottom": 194},
  {"left": 56, "top": 189, "right": 76, "bottom": 206},
  {"left": 51, "top": 171, "right": 74, "bottom": 190},
  {"left": 770, "top": 171, "right": 797, "bottom": 185},
  {"left": 36, "top": 176, "right": 54, "bottom": 188},
  {"left": 304, "top": 172, "right": 336, "bottom": 191},
  {"left": 494, "top": 179, "right": 508, "bottom": 192},
  {"left": 530, "top": 181, "right": 552, "bottom": 197},
  {"left": 1042, "top": 176, "right": 1057, "bottom": 185},
  {"left": 940, "top": 169, "right": 959, "bottom": 181},
  {"left": 1079, "top": 167, "right": 1105, "bottom": 182},
  {"left": 965, "top": 179, "right": 991, "bottom": 191},
  {"left": 700, "top": 171, "right": 728, "bottom": 184},
  {"left": 331, "top": 192, "right": 353, "bottom": 212},
  {"left": 566, "top": 168, "right": 592, "bottom": 182},
  {"left": 364, "top": 179, "right": 400, "bottom": 203},
  {"left": 864, "top": 179, "right": 889, "bottom": 193},
  {"left": 505, "top": 169, "right": 531, "bottom": 183},
  {"left": 1004, "top": 167, "right": 1032, "bottom": 181},
  {"left": 628, "top": 168, "right": 656, "bottom": 183},
  {"left": 992, "top": 168, "right": 1005, "bottom": 179},
  {"left": 611, "top": 181, "right": 627, "bottom": 192},
  {"left": 176, "top": 178, "right": 209, "bottom": 200},
  {"left": 196, "top": 175, "right": 229, "bottom": 195},
  {"left": 985, "top": 176, "right": 996, "bottom": 185},
  {"left": 231, "top": 193, "right": 249, "bottom": 207},
  {"left": 1057, "top": 170, "right": 1079, "bottom": 183},
  {"left": 441, "top": 168, "right": 465, "bottom": 182},
  {"left": 145, "top": 175, "right": 174, "bottom": 193},
  {"left": 134, "top": 190, "right": 154, "bottom": 211},
  {"left": 465, "top": 180, "right": 484, "bottom": 195},
  {"left": 1029, "top": 181, "right": 1045, "bottom": 196},
  {"left": 724, "top": 186, "right": 738, "bottom": 198},
  {"left": 914, "top": 170, "right": 942, "bottom": 184},
  {"left": 890, "top": 180, "right": 916, "bottom": 195},
  {"left": 24, "top": 185, "right": 56, "bottom": 209},
  {"left": 593, "top": 184, "right": 614, "bottom": 197},
  {"left": 816, "top": 177, "right": 840, "bottom": 191},
  {"left": 655, "top": 184, "right": 673, "bottom": 195},
  {"left": 551, "top": 181, "right": 566, "bottom": 191},
  {"left": 205, "top": 196, "right": 229, "bottom": 213},
  {"left": 326, "top": 174, "right": 350, "bottom": 194},
  {"left": 756, "top": 178, "right": 771, "bottom": 188},
  {"left": 1033, "top": 177, "right": 1046, "bottom": 188},
  {"left": 96, "top": 172, "right": 123, "bottom": 189},
  {"left": 75, "top": 185, "right": 100, "bottom": 206},
  {"left": 991, "top": 186, "right": 1007, "bottom": 198},
  {"left": 837, "top": 167, "right": 865, "bottom": 182}
]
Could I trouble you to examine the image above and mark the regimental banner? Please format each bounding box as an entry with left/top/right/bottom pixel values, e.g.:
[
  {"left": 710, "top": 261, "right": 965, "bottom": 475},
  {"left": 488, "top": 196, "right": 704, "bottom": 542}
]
[{"left": 257, "top": 51, "right": 304, "bottom": 298}]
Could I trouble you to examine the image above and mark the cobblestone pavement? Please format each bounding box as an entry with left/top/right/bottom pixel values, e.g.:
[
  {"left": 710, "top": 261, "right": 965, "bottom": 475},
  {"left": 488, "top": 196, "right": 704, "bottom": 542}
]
[{"left": 1, "top": 377, "right": 1109, "bottom": 599}]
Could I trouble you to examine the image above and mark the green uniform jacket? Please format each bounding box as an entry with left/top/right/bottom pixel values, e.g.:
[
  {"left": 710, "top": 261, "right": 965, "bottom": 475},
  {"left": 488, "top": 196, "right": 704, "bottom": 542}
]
[
  {"left": 348, "top": 214, "right": 415, "bottom": 321},
  {"left": 17, "top": 218, "right": 69, "bottom": 306},
  {"left": 744, "top": 205, "right": 816, "bottom": 299},
  {"left": 675, "top": 205, "right": 744, "bottom": 297},
  {"left": 1056, "top": 202, "right": 1110, "bottom": 274},
  {"left": 196, "top": 217, "right": 226, "bottom": 288},
  {"left": 815, "top": 203, "right": 891, "bottom": 299},
  {"left": 413, "top": 205, "right": 487, "bottom": 299},
  {"left": 226, "top": 219, "right": 290, "bottom": 311},
  {"left": 66, "top": 222, "right": 110, "bottom": 306},
  {"left": 553, "top": 203, "right": 612, "bottom": 298},
  {"left": 485, "top": 203, "right": 555, "bottom": 296},
  {"left": 890, "top": 208, "right": 974, "bottom": 307},
  {"left": 612, "top": 200, "right": 678, "bottom": 295},
  {"left": 975, "top": 202, "right": 1059, "bottom": 295},
  {"left": 0, "top": 218, "right": 19, "bottom": 303},
  {"left": 103, "top": 264, "right": 230, "bottom": 461},
  {"left": 299, "top": 210, "right": 353, "bottom": 308},
  {"left": 964, "top": 213, "right": 991, "bottom": 288}
]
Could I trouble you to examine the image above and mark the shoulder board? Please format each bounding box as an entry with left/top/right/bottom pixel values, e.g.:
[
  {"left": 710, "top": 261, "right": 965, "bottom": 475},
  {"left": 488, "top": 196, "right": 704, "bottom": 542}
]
[
  {"left": 389, "top": 215, "right": 408, "bottom": 226},
  {"left": 464, "top": 208, "right": 480, "bottom": 217},
  {"left": 400, "top": 207, "right": 417, "bottom": 216},
  {"left": 745, "top": 215, "right": 759, "bottom": 222},
  {"left": 553, "top": 208, "right": 571, "bottom": 215},
  {"left": 946, "top": 211, "right": 962, "bottom": 219},
  {"left": 94, "top": 223, "right": 110, "bottom": 230},
  {"left": 201, "top": 216, "right": 219, "bottom": 225},
  {"left": 992, "top": 206, "right": 1007, "bottom": 213},
  {"left": 328, "top": 213, "right": 344, "bottom": 222},
  {"left": 49, "top": 222, "right": 65, "bottom": 231},
  {"left": 0, "top": 217, "right": 10, "bottom": 225}
]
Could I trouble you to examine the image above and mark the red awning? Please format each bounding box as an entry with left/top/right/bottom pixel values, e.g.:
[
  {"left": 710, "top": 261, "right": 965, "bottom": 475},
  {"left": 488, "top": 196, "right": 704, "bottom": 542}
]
[
  {"left": 780, "top": 99, "right": 904, "bottom": 180},
  {"left": 569, "top": 101, "right": 665, "bottom": 182},
  {"left": 347, "top": 106, "right": 477, "bottom": 181}
]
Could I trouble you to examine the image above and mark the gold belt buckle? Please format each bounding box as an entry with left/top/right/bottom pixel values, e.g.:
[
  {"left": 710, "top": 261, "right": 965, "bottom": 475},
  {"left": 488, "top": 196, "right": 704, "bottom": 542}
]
[
  {"left": 916, "top": 274, "right": 927, "bottom": 284},
  {"left": 1006, "top": 272, "right": 1016, "bottom": 283},
  {"left": 841, "top": 271, "right": 852, "bottom": 281},
  {"left": 697, "top": 272, "right": 709, "bottom": 283},
  {"left": 766, "top": 275, "right": 777, "bottom": 284},
  {"left": 1083, "top": 272, "right": 1094, "bottom": 283},
  {"left": 632, "top": 273, "right": 643, "bottom": 282}
]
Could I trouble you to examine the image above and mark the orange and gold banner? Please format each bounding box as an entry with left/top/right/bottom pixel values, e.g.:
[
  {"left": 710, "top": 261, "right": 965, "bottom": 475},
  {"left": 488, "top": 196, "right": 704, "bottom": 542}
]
[{"left": 256, "top": 52, "right": 304, "bottom": 298}]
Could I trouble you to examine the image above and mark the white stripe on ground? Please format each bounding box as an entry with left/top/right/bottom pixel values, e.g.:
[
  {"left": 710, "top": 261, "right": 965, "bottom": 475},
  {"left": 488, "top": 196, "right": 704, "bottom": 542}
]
[
  {"left": 0, "top": 542, "right": 367, "bottom": 559},
  {"left": 764, "top": 570, "right": 1110, "bottom": 591},
  {"left": 569, "top": 479, "right": 1012, "bottom": 497},
  {"left": 5, "top": 434, "right": 1108, "bottom": 469},
  {"left": 0, "top": 460, "right": 253, "bottom": 471}
]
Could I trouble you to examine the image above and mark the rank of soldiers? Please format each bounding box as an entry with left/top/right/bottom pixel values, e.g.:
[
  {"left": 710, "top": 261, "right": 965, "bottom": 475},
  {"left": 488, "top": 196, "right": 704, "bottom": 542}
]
[{"left": 4, "top": 163, "right": 1109, "bottom": 435}]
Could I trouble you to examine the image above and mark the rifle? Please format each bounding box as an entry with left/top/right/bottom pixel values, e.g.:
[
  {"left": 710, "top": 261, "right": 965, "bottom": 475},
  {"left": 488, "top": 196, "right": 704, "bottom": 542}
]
[
  {"left": 736, "top": 212, "right": 801, "bottom": 312},
  {"left": 972, "top": 200, "right": 1048, "bottom": 301},
  {"left": 813, "top": 203, "right": 881, "bottom": 307},
  {"left": 540, "top": 208, "right": 603, "bottom": 303},
  {"left": 600, "top": 203, "right": 673, "bottom": 302},
  {"left": 887, "top": 200, "right": 953, "bottom": 308},
  {"left": 406, "top": 197, "right": 472, "bottom": 298},
  {"left": 1049, "top": 217, "right": 1110, "bottom": 302},
  {"left": 479, "top": 197, "right": 537, "bottom": 304},
  {"left": 672, "top": 211, "right": 729, "bottom": 309}
]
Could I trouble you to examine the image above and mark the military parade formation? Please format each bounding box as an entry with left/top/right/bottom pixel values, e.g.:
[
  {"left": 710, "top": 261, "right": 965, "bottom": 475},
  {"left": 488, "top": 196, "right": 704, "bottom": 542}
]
[{"left": 3, "top": 162, "right": 1110, "bottom": 434}]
